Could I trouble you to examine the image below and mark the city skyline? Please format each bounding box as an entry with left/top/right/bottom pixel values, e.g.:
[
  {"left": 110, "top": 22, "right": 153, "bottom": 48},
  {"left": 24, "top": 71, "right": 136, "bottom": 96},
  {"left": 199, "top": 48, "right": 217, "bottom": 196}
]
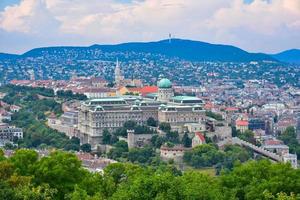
[{"left": 0, "top": 0, "right": 300, "bottom": 54}]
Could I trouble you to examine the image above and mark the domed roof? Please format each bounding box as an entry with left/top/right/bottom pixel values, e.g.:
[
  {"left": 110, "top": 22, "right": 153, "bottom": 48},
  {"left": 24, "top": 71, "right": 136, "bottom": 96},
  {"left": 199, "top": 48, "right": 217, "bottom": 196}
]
[{"left": 158, "top": 78, "right": 172, "bottom": 88}]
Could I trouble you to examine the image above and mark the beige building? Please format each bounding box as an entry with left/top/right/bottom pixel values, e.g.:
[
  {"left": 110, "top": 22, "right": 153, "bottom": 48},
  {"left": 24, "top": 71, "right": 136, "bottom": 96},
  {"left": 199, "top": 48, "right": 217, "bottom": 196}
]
[
  {"left": 160, "top": 145, "right": 188, "bottom": 162},
  {"left": 77, "top": 77, "right": 206, "bottom": 149},
  {"left": 78, "top": 97, "right": 159, "bottom": 148}
]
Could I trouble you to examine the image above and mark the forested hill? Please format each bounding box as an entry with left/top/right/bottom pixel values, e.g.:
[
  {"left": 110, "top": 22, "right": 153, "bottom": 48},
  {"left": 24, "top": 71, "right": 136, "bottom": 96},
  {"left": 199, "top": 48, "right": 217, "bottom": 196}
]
[
  {"left": 4, "top": 39, "right": 276, "bottom": 62},
  {"left": 0, "top": 53, "right": 19, "bottom": 59},
  {"left": 90, "top": 39, "right": 275, "bottom": 62},
  {"left": 271, "top": 49, "right": 300, "bottom": 64}
]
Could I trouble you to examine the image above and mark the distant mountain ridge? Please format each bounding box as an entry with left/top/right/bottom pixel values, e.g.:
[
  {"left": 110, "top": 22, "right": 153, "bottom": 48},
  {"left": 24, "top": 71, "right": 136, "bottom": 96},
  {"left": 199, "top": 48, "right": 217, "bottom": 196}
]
[
  {"left": 271, "top": 49, "right": 300, "bottom": 64},
  {"left": 89, "top": 39, "right": 276, "bottom": 62},
  {"left": 0, "top": 53, "right": 19, "bottom": 59},
  {"left": 1, "top": 38, "right": 297, "bottom": 63}
]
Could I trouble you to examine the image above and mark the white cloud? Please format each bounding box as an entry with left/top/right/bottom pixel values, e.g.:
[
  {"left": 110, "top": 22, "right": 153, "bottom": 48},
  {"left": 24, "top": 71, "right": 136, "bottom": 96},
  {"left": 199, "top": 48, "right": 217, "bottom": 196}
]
[{"left": 0, "top": 0, "right": 299, "bottom": 53}]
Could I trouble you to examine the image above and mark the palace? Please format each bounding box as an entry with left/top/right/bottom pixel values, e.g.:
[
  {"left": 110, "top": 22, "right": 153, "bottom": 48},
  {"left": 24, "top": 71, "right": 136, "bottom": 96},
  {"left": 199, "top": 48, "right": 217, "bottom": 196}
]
[{"left": 78, "top": 76, "right": 205, "bottom": 149}]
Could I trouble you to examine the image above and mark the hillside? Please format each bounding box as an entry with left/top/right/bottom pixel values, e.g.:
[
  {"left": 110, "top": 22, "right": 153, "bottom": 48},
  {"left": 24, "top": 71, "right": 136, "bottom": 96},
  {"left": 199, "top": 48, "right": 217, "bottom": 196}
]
[
  {"left": 20, "top": 39, "right": 276, "bottom": 62},
  {"left": 0, "top": 53, "right": 19, "bottom": 59},
  {"left": 271, "top": 49, "right": 300, "bottom": 64}
]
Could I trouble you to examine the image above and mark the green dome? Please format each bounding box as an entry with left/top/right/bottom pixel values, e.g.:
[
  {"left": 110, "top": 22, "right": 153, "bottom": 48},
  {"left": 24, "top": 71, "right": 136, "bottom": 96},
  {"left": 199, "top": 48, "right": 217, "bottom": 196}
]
[{"left": 158, "top": 78, "right": 172, "bottom": 88}]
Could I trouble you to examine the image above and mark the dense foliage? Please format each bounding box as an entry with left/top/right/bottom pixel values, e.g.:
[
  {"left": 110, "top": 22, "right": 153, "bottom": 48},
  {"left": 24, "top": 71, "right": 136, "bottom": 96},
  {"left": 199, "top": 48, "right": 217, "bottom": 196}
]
[
  {"left": 0, "top": 149, "right": 299, "bottom": 200},
  {"left": 205, "top": 111, "right": 223, "bottom": 121},
  {"left": 0, "top": 85, "right": 81, "bottom": 150},
  {"left": 279, "top": 126, "right": 300, "bottom": 158},
  {"left": 184, "top": 144, "right": 252, "bottom": 170}
]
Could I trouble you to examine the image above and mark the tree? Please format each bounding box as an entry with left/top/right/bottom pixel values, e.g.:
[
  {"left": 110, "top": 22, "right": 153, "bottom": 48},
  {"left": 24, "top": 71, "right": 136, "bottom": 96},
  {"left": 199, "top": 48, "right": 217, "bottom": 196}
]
[
  {"left": 205, "top": 111, "right": 223, "bottom": 121},
  {"left": 147, "top": 117, "right": 157, "bottom": 127},
  {"left": 14, "top": 184, "right": 57, "bottom": 200},
  {"left": 123, "top": 121, "right": 136, "bottom": 129},
  {"left": 222, "top": 145, "right": 251, "bottom": 170},
  {"left": 0, "top": 160, "right": 14, "bottom": 180},
  {"left": 151, "top": 135, "right": 165, "bottom": 148},
  {"left": 180, "top": 171, "right": 227, "bottom": 199},
  {"left": 81, "top": 143, "right": 92, "bottom": 152},
  {"left": 183, "top": 144, "right": 224, "bottom": 168},
  {"left": 33, "top": 151, "right": 85, "bottom": 199},
  {"left": 182, "top": 132, "right": 192, "bottom": 147},
  {"left": 10, "top": 149, "right": 38, "bottom": 176},
  {"left": 108, "top": 141, "right": 129, "bottom": 160},
  {"left": 4, "top": 143, "right": 15, "bottom": 150},
  {"left": 128, "top": 147, "right": 155, "bottom": 164},
  {"left": 159, "top": 122, "right": 171, "bottom": 132},
  {"left": 102, "top": 129, "right": 112, "bottom": 144},
  {"left": 279, "top": 126, "right": 300, "bottom": 157},
  {"left": 220, "top": 160, "right": 300, "bottom": 200},
  {"left": 238, "top": 130, "right": 256, "bottom": 144},
  {"left": 166, "top": 131, "right": 180, "bottom": 144}
]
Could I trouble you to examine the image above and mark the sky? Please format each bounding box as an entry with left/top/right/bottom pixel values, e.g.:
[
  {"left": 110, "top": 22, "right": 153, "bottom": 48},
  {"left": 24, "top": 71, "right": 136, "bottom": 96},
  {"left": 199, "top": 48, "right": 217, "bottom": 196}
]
[{"left": 0, "top": 0, "right": 299, "bottom": 54}]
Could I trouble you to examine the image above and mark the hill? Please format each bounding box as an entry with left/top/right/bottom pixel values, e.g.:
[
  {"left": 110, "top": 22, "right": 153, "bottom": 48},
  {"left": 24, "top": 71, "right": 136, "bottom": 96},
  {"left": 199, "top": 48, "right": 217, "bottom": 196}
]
[
  {"left": 0, "top": 53, "right": 19, "bottom": 59},
  {"left": 21, "top": 39, "right": 276, "bottom": 62},
  {"left": 91, "top": 39, "right": 275, "bottom": 62},
  {"left": 271, "top": 49, "right": 300, "bottom": 64}
]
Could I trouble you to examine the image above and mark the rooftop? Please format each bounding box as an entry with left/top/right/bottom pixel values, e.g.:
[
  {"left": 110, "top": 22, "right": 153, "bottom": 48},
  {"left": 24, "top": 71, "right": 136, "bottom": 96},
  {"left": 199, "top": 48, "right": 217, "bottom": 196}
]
[{"left": 158, "top": 78, "right": 172, "bottom": 88}]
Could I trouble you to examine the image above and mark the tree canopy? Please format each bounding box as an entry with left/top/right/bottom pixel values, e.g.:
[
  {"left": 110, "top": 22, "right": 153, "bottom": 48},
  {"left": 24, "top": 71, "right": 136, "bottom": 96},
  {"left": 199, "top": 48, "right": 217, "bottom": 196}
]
[{"left": 0, "top": 149, "right": 299, "bottom": 200}]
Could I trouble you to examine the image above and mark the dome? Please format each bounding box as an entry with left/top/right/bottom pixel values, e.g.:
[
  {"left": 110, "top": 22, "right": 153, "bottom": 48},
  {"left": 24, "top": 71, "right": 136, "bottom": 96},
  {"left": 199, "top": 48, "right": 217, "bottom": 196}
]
[{"left": 158, "top": 78, "right": 172, "bottom": 88}]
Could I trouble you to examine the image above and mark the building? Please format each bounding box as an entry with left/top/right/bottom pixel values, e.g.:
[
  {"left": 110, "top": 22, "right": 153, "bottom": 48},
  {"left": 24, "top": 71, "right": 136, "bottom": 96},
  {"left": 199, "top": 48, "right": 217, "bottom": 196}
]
[
  {"left": 0, "top": 110, "right": 12, "bottom": 122},
  {"left": 192, "top": 132, "right": 206, "bottom": 148},
  {"left": 82, "top": 88, "right": 115, "bottom": 99},
  {"left": 10, "top": 105, "right": 21, "bottom": 112},
  {"left": 158, "top": 104, "right": 205, "bottom": 132},
  {"left": 127, "top": 129, "right": 154, "bottom": 148},
  {"left": 282, "top": 153, "right": 298, "bottom": 169},
  {"left": 185, "top": 123, "right": 206, "bottom": 133},
  {"left": 78, "top": 97, "right": 159, "bottom": 148},
  {"left": 77, "top": 77, "right": 205, "bottom": 149},
  {"left": 236, "top": 119, "right": 249, "bottom": 133},
  {"left": 61, "top": 111, "right": 78, "bottom": 126},
  {"left": 263, "top": 144, "right": 289, "bottom": 156},
  {"left": 114, "top": 59, "right": 124, "bottom": 86},
  {"left": 160, "top": 145, "right": 188, "bottom": 162},
  {"left": 157, "top": 78, "right": 174, "bottom": 102},
  {"left": 249, "top": 117, "right": 266, "bottom": 131},
  {"left": 0, "top": 124, "right": 23, "bottom": 146}
]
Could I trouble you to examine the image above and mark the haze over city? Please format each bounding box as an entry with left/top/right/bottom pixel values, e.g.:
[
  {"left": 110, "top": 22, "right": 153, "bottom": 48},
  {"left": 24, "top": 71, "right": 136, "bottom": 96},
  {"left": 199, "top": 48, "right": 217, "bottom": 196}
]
[{"left": 0, "top": 0, "right": 300, "bottom": 53}]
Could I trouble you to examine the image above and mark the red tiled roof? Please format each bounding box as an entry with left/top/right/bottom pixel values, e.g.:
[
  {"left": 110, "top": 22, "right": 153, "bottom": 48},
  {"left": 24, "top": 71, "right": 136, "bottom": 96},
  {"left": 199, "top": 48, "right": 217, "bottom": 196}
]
[
  {"left": 236, "top": 120, "right": 249, "bottom": 126},
  {"left": 225, "top": 107, "right": 239, "bottom": 112},
  {"left": 195, "top": 132, "right": 205, "bottom": 142},
  {"left": 204, "top": 102, "right": 213, "bottom": 110},
  {"left": 10, "top": 80, "right": 32, "bottom": 85},
  {"left": 265, "top": 139, "right": 282, "bottom": 146},
  {"left": 138, "top": 86, "right": 158, "bottom": 95}
]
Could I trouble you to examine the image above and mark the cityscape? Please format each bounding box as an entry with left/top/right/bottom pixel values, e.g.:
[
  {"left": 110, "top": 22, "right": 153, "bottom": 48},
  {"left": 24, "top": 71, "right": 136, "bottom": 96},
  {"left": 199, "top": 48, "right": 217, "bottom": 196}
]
[{"left": 0, "top": 0, "right": 300, "bottom": 199}]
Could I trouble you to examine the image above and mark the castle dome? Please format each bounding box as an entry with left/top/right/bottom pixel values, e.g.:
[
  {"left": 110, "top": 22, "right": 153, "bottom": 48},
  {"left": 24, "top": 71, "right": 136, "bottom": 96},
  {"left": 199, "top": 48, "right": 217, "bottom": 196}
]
[{"left": 158, "top": 78, "right": 172, "bottom": 88}]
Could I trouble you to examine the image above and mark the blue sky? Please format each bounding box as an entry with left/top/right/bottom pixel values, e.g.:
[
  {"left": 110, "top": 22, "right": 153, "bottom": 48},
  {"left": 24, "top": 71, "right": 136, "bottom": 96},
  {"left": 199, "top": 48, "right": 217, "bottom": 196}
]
[
  {"left": 0, "top": 0, "right": 20, "bottom": 10},
  {"left": 0, "top": 0, "right": 299, "bottom": 54}
]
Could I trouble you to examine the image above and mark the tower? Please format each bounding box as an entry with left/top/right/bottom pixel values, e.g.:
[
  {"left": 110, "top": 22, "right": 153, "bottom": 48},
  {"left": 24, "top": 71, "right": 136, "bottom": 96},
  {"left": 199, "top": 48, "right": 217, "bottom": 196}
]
[
  {"left": 169, "top": 33, "right": 172, "bottom": 43},
  {"left": 28, "top": 69, "right": 35, "bottom": 81},
  {"left": 114, "top": 58, "right": 124, "bottom": 86},
  {"left": 157, "top": 77, "right": 174, "bottom": 102}
]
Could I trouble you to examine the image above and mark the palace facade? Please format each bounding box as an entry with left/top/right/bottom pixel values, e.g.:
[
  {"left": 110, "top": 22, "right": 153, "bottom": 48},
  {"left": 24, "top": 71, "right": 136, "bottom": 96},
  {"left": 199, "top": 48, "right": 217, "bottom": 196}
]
[{"left": 78, "top": 76, "right": 205, "bottom": 148}]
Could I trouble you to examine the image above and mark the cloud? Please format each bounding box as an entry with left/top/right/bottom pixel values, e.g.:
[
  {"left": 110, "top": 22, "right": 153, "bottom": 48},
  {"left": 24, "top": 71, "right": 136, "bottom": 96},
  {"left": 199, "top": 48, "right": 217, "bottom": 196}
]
[{"left": 0, "top": 0, "right": 299, "bottom": 53}]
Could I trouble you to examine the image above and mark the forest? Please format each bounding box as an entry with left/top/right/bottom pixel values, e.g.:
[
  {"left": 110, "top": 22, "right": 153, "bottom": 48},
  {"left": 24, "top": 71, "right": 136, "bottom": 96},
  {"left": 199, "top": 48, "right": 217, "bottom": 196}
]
[{"left": 0, "top": 149, "right": 299, "bottom": 200}]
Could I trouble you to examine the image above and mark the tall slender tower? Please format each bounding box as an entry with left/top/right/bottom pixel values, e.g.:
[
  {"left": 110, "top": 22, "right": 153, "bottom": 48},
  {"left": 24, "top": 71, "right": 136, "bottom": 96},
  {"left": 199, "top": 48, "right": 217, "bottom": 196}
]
[
  {"left": 114, "top": 58, "right": 124, "bottom": 86},
  {"left": 169, "top": 33, "right": 172, "bottom": 43}
]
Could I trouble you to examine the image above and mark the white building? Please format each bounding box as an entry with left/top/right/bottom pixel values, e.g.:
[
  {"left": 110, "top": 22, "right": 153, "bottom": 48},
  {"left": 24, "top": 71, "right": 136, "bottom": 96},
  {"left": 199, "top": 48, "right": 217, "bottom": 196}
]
[{"left": 0, "top": 124, "right": 23, "bottom": 146}]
